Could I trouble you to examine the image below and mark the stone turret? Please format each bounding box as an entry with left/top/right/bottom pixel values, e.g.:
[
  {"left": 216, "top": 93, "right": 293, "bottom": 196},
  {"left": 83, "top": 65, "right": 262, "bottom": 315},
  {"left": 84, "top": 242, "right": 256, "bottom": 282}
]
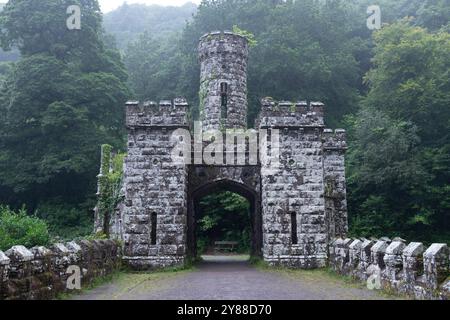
[{"left": 198, "top": 31, "right": 249, "bottom": 131}]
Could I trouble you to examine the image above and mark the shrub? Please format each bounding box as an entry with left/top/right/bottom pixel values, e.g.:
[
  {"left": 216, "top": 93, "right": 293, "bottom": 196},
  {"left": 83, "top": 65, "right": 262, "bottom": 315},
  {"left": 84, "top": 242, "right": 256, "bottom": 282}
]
[
  {"left": 0, "top": 206, "right": 51, "bottom": 251},
  {"left": 35, "top": 199, "right": 94, "bottom": 240}
]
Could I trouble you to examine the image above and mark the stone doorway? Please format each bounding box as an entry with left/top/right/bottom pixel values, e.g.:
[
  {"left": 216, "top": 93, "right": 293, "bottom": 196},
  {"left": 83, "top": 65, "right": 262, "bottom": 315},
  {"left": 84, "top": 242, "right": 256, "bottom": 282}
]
[{"left": 187, "top": 179, "right": 262, "bottom": 259}]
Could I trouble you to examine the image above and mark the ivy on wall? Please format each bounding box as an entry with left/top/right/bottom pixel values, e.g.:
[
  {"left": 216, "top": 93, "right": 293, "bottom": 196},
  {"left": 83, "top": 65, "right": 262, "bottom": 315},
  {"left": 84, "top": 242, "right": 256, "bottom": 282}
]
[{"left": 97, "top": 145, "right": 125, "bottom": 237}]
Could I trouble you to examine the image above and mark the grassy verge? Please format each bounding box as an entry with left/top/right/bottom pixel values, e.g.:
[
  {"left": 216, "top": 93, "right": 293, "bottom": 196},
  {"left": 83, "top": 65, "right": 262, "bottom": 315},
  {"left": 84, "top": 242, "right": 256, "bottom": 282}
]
[{"left": 250, "top": 258, "right": 403, "bottom": 300}]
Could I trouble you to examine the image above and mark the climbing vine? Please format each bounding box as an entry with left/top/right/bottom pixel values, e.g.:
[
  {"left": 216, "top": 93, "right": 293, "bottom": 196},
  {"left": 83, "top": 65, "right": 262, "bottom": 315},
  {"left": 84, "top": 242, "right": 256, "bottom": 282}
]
[{"left": 98, "top": 145, "right": 125, "bottom": 237}]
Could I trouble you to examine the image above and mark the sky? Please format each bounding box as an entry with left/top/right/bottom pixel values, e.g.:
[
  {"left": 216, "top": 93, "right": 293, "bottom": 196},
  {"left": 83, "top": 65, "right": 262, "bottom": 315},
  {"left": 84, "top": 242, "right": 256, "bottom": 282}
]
[{"left": 99, "top": 0, "right": 201, "bottom": 13}]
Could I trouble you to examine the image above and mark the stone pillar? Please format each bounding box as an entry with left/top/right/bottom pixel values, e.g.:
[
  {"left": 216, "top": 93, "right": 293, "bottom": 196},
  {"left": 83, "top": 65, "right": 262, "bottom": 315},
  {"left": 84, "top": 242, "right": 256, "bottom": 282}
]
[
  {"left": 328, "top": 238, "right": 339, "bottom": 270},
  {"left": 330, "top": 238, "right": 343, "bottom": 271},
  {"left": 370, "top": 240, "right": 389, "bottom": 269},
  {"left": 382, "top": 241, "right": 406, "bottom": 290},
  {"left": 337, "top": 238, "right": 352, "bottom": 274},
  {"left": 424, "top": 244, "right": 449, "bottom": 291},
  {"left": 358, "top": 240, "right": 374, "bottom": 280},
  {"left": 0, "top": 250, "right": 10, "bottom": 299},
  {"left": 366, "top": 240, "right": 389, "bottom": 283},
  {"left": 348, "top": 239, "right": 362, "bottom": 276},
  {"left": 402, "top": 242, "right": 424, "bottom": 295},
  {"left": 323, "top": 129, "right": 348, "bottom": 239}
]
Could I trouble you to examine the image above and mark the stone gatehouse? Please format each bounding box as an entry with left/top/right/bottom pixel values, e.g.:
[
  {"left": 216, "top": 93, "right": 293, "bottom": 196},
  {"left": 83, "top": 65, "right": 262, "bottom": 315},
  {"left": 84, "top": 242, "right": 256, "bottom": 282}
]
[{"left": 102, "top": 31, "right": 349, "bottom": 270}]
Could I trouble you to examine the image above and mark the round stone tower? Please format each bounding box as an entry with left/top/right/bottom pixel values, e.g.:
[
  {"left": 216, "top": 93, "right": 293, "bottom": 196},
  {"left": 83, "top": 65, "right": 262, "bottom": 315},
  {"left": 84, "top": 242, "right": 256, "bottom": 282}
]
[{"left": 198, "top": 31, "right": 249, "bottom": 131}]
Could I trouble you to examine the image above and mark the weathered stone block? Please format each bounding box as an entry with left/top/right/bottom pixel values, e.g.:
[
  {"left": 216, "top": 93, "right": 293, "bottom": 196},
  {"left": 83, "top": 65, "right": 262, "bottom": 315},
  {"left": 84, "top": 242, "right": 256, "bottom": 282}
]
[
  {"left": 401, "top": 242, "right": 425, "bottom": 295},
  {"left": 348, "top": 239, "right": 362, "bottom": 273},
  {"left": 370, "top": 240, "right": 389, "bottom": 268},
  {"left": 423, "top": 244, "right": 449, "bottom": 291},
  {"left": 382, "top": 241, "right": 406, "bottom": 289}
]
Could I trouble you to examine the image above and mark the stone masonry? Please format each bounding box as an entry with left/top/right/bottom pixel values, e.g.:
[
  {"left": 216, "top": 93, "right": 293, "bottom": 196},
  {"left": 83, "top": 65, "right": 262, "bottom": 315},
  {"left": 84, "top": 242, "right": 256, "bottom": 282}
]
[
  {"left": 0, "top": 240, "right": 121, "bottom": 300},
  {"left": 329, "top": 238, "right": 450, "bottom": 300},
  {"left": 103, "top": 31, "right": 349, "bottom": 270}
]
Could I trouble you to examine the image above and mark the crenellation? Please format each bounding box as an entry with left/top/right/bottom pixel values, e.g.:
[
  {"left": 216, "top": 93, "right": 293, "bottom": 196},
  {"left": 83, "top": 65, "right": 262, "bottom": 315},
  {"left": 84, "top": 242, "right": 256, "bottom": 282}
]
[
  {"left": 323, "top": 129, "right": 347, "bottom": 151},
  {"left": 106, "top": 30, "right": 350, "bottom": 271},
  {"left": 328, "top": 238, "right": 449, "bottom": 300},
  {"left": 258, "top": 99, "right": 325, "bottom": 128},
  {"left": 382, "top": 241, "right": 406, "bottom": 290},
  {"left": 0, "top": 241, "right": 121, "bottom": 300},
  {"left": 423, "top": 244, "right": 449, "bottom": 291},
  {"left": 126, "top": 99, "right": 189, "bottom": 128}
]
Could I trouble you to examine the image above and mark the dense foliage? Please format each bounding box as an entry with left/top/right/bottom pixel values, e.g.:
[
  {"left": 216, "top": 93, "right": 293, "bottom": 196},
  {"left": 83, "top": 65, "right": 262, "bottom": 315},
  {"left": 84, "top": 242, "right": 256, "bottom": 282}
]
[
  {"left": 0, "top": 0, "right": 129, "bottom": 238},
  {"left": 0, "top": 206, "right": 50, "bottom": 251},
  {"left": 197, "top": 192, "right": 251, "bottom": 254},
  {"left": 347, "top": 20, "right": 450, "bottom": 243},
  {"left": 0, "top": 0, "right": 448, "bottom": 245},
  {"left": 103, "top": 2, "right": 197, "bottom": 50}
]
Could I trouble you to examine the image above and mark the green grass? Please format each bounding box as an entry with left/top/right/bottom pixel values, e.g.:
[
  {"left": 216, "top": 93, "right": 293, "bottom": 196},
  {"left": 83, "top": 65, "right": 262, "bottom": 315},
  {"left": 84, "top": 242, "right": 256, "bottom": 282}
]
[{"left": 252, "top": 261, "right": 404, "bottom": 300}]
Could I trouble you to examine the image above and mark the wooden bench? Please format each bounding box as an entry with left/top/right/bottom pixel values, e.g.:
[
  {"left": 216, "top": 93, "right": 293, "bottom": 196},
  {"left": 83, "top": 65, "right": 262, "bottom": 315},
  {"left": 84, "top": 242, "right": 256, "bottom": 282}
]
[{"left": 214, "top": 241, "right": 239, "bottom": 254}]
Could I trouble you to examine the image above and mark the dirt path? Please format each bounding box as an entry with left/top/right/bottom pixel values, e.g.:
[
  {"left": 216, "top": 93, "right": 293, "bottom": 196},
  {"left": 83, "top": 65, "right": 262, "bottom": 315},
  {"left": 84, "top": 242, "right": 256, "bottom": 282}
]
[{"left": 72, "top": 256, "right": 391, "bottom": 300}]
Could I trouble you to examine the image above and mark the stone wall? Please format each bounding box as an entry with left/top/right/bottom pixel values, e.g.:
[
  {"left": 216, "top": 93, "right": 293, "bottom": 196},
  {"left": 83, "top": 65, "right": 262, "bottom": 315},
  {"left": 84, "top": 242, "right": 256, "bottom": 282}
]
[
  {"left": 258, "top": 98, "right": 347, "bottom": 269},
  {"left": 122, "top": 99, "right": 189, "bottom": 270},
  {"left": 323, "top": 129, "right": 348, "bottom": 239},
  {"left": 0, "top": 240, "right": 121, "bottom": 300},
  {"left": 198, "top": 31, "right": 249, "bottom": 131},
  {"left": 329, "top": 237, "right": 450, "bottom": 300}
]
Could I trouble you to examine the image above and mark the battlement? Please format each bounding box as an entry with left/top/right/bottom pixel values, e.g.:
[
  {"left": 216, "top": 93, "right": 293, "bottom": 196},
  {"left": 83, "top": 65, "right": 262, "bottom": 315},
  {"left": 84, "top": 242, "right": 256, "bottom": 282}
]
[
  {"left": 125, "top": 98, "right": 189, "bottom": 128},
  {"left": 323, "top": 129, "right": 347, "bottom": 151},
  {"left": 198, "top": 31, "right": 249, "bottom": 61},
  {"left": 329, "top": 237, "right": 450, "bottom": 300},
  {"left": 257, "top": 98, "right": 325, "bottom": 128}
]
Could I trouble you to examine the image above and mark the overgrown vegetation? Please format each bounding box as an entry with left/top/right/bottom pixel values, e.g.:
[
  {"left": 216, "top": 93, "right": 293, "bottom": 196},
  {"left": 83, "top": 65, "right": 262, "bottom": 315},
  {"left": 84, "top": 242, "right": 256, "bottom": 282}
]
[
  {"left": 97, "top": 146, "right": 125, "bottom": 236},
  {"left": 197, "top": 192, "right": 251, "bottom": 254},
  {"left": 0, "top": 206, "right": 50, "bottom": 251},
  {"left": 0, "top": 0, "right": 129, "bottom": 239},
  {"left": 0, "top": 0, "right": 448, "bottom": 243}
]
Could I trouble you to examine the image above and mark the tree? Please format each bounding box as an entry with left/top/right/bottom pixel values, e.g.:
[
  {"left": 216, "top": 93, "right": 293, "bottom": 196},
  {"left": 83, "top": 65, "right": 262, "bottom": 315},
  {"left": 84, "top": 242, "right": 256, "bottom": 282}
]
[
  {"left": 348, "top": 20, "right": 450, "bottom": 242},
  {"left": 197, "top": 191, "right": 251, "bottom": 254},
  {"left": 0, "top": 0, "right": 130, "bottom": 237}
]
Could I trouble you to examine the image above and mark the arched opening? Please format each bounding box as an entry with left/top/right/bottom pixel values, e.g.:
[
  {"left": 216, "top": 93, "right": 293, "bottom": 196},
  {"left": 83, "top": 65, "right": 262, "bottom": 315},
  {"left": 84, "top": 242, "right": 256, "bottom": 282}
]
[{"left": 187, "top": 180, "right": 262, "bottom": 260}]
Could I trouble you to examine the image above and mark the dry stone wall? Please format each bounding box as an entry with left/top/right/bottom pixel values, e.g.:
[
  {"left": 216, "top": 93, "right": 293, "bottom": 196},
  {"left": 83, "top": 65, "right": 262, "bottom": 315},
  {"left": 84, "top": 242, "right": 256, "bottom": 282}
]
[
  {"left": 329, "top": 237, "right": 450, "bottom": 300},
  {"left": 0, "top": 240, "right": 121, "bottom": 300}
]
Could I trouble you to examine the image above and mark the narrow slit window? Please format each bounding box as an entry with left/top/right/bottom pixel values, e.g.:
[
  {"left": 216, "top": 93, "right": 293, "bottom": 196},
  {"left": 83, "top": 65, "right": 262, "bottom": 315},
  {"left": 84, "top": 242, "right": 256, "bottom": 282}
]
[
  {"left": 291, "top": 212, "right": 298, "bottom": 245},
  {"left": 151, "top": 212, "right": 157, "bottom": 245},
  {"left": 220, "top": 82, "right": 228, "bottom": 119}
]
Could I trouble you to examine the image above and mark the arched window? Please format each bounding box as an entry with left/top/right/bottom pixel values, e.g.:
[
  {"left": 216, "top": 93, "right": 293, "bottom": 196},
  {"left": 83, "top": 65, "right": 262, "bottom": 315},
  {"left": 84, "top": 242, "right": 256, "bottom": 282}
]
[{"left": 220, "top": 82, "right": 228, "bottom": 120}]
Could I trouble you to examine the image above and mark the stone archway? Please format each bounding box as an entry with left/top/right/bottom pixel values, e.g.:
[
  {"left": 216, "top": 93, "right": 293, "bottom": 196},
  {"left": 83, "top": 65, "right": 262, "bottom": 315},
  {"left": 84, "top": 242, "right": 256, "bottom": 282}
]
[{"left": 187, "top": 179, "right": 262, "bottom": 259}]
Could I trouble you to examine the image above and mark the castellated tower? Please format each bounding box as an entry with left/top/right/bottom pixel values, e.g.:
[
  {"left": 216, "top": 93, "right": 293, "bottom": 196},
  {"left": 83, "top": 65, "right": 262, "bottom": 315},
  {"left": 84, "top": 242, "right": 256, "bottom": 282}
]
[
  {"left": 102, "top": 30, "right": 349, "bottom": 271},
  {"left": 198, "top": 31, "right": 249, "bottom": 131}
]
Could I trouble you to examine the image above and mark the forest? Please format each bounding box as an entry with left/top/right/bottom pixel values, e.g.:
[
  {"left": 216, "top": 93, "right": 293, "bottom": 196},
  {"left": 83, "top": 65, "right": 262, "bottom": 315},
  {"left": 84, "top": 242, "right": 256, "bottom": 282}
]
[{"left": 0, "top": 0, "right": 448, "bottom": 252}]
